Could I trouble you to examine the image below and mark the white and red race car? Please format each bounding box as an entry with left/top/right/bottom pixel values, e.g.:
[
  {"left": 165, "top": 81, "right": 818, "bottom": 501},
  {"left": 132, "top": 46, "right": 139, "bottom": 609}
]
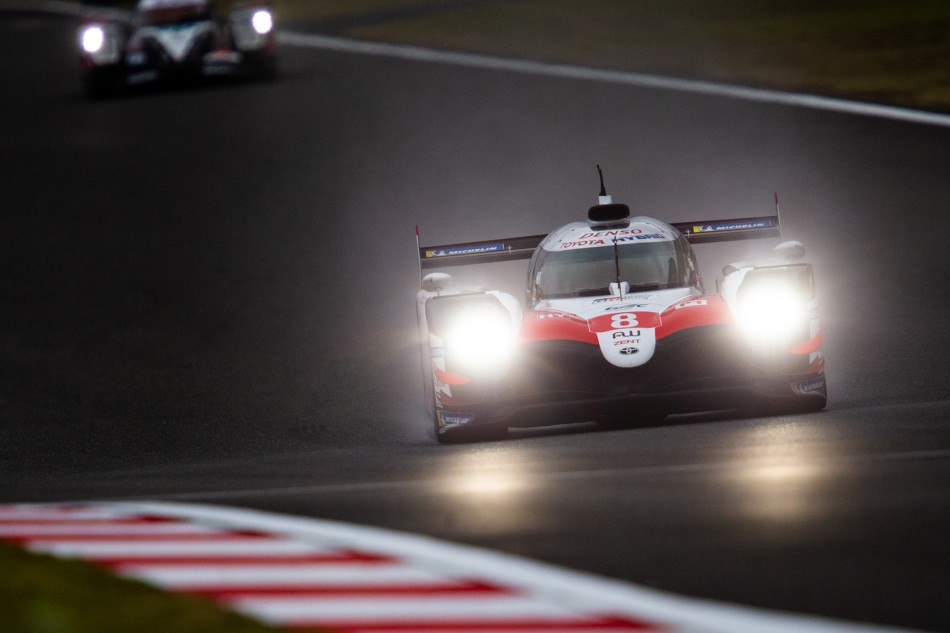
[
  {"left": 416, "top": 170, "right": 827, "bottom": 443},
  {"left": 78, "top": 0, "right": 276, "bottom": 98}
]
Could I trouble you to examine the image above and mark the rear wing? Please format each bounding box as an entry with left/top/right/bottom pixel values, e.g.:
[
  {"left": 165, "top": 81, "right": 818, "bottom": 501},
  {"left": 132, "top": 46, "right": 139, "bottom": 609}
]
[
  {"left": 417, "top": 230, "right": 546, "bottom": 271},
  {"left": 417, "top": 209, "right": 781, "bottom": 273},
  {"left": 671, "top": 215, "right": 780, "bottom": 244},
  {"left": 672, "top": 192, "right": 785, "bottom": 243}
]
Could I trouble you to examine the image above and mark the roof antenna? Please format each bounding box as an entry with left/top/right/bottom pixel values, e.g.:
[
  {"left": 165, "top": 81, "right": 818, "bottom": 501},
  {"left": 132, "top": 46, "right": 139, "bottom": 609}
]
[
  {"left": 597, "top": 165, "right": 612, "bottom": 205},
  {"left": 612, "top": 238, "right": 625, "bottom": 299},
  {"left": 773, "top": 191, "right": 784, "bottom": 241}
]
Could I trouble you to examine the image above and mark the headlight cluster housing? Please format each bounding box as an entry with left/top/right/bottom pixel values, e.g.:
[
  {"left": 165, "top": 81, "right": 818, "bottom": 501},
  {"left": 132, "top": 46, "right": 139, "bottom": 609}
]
[
  {"left": 427, "top": 294, "right": 518, "bottom": 380},
  {"left": 80, "top": 23, "right": 122, "bottom": 63},
  {"left": 444, "top": 304, "right": 516, "bottom": 371},
  {"left": 251, "top": 9, "right": 273, "bottom": 34},
  {"left": 81, "top": 26, "right": 105, "bottom": 53},
  {"left": 231, "top": 7, "right": 275, "bottom": 49},
  {"left": 733, "top": 265, "right": 814, "bottom": 349}
]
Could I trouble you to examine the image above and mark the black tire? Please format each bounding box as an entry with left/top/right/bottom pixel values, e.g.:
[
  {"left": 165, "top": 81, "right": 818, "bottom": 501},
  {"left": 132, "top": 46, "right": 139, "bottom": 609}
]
[
  {"left": 243, "top": 51, "right": 278, "bottom": 81},
  {"left": 258, "top": 55, "right": 278, "bottom": 81},
  {"left": 435, "top": 419, "right": 507, "bottom": 444},
  {"left": 752, "top": 393, "right": 827, "bottom": 416}
]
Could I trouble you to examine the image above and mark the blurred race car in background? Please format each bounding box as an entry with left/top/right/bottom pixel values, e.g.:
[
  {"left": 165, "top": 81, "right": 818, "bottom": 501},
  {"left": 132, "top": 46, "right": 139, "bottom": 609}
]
[
  {"left": 416, "top": 169, "right": 827, "bottom": 443},
  {"left": 78, "top": 0, "right": 276, "bottom": 98}
]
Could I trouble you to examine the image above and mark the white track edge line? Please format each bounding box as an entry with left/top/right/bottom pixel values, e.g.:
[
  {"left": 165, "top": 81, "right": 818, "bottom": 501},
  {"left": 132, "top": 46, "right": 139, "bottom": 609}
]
[
  {"left": 275, "top": 31, "right": 950, "bottom": 130},
  {"left": 90, "top": 501, "right": 916, "bottom": 633}
]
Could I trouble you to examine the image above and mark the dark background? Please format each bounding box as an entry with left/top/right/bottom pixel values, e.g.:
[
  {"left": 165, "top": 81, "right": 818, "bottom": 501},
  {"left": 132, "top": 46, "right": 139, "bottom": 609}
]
[{"left": 2, "top": 12, "right": 949, "bottom": 632}]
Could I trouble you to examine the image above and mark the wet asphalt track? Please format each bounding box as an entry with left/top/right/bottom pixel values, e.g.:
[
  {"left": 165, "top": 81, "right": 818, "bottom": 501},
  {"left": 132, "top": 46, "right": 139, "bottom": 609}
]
[{"left": 2, "top": 13, "right": 950, "bottom": 632}]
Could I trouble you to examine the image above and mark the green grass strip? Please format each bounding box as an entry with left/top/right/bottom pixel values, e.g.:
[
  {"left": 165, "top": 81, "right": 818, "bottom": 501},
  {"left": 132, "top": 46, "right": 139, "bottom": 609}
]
[{"left": 0, "top": 541, "right": 292, "bottom": 633}]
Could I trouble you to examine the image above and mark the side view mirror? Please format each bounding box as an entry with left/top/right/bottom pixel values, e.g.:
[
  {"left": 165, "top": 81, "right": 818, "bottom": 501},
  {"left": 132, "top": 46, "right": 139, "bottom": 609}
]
[
  {"left": 422, "top": 272, "right": 454, "bottom": 293},
  {"left": 774, "top": 240, "right": 806, "bottom": 260}
]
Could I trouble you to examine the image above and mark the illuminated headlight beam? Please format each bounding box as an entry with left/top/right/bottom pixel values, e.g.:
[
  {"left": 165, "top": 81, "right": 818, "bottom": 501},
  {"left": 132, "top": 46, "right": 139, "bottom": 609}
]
[
  {"left": 81, "top": 26, "right": 105, "bottom": 54},
  {"left": 737, "top": 282, "right": 806, "bottom": 343},
  {"left": 444, "top": 306, "right": 515, "bottom": 373},
  {"left": 251, "top": 9, "right": 273, "bottom": 35}
]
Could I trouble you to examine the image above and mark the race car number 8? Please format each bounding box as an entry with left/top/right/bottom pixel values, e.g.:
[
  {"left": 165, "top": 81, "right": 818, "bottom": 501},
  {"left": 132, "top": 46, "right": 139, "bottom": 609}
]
[{"left": 611, "top": 313, "right": 639, "bottom": 328}]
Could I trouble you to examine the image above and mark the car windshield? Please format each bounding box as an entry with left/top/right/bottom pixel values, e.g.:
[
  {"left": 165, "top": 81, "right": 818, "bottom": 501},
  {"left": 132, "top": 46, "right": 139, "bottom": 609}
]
[
  {"left": 138, "top": 0, "right": 211, "bottom": 25},
  {"left": 531, "top": 239, "right": 695, "bottom": 300}
]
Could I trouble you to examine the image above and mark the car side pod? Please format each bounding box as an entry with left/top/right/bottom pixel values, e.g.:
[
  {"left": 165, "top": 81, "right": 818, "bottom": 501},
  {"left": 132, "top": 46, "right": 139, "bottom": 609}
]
[
  {"left": 79, "top": 19, "right": 127, "bottom": 99},
  {"left": 416, "top": 261, "right": 522, "bottom": 443},
  {"left": 720, "top": 243, "right": 827, "bottom": 413},
  {"left": 229, "top": 3, "right": 279, "bottom": 79}
]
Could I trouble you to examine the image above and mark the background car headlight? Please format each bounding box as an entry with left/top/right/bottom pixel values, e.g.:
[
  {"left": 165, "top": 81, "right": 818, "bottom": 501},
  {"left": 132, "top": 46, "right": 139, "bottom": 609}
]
[
  {"left": 444, "top": 305, "right": 515, "bottom": 373},
  {"left": 737, "top": 281, "right": 806, "bottom": 343},
  {"left": 81, "top": 26, "right": 105, "bottom": 54},
  {"left": 251, "top": 10, "right": 273, "bottom": 35}
]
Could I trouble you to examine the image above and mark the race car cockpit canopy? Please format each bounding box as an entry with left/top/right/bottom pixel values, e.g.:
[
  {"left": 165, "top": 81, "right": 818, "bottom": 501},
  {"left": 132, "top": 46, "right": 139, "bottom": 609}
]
[
  {"left": 527, "top": 218, "right": 701, "bottom": 303},
  {"left": 136, "top": 0, "right": 212, "bottom": 25}
]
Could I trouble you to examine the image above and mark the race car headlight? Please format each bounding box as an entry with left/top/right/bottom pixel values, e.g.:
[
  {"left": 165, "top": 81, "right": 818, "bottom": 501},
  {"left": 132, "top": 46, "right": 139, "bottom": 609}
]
[
  {"left": 251, "top": 9, "right": 273, "bottom": 35},
  {"left": 81, "top": 25, "right": 105, "bottom": 53},
  {"left": 444, "top": 305, "right": 516, "bottom": 373},
  {"left": 737, "top": 281, "right": 806, "bottom": 343}
]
